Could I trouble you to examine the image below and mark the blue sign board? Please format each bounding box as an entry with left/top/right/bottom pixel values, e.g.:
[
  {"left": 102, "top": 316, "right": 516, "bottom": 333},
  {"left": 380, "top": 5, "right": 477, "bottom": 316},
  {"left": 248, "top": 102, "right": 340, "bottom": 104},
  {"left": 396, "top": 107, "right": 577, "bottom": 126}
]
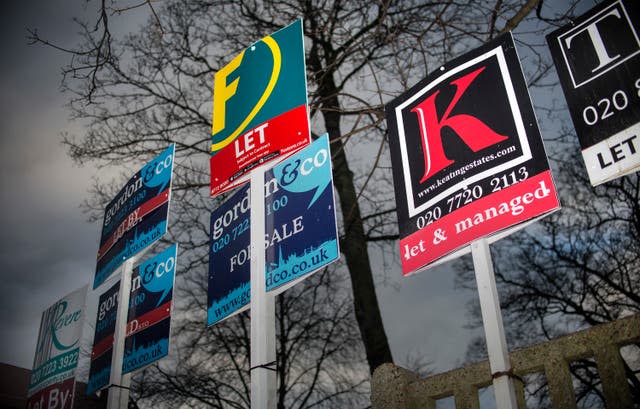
[
  {"left": 123, "top": 244, "right": 177, "bottom": 374},
  {"left": 265, "top": 134, "right": 340, "bottom": 292},
  {"left": 207, "top": 184, "right": 251, "bottom": 325},
  {"left": 94, "top": 144, "right": 175, "bottom": 289},
  {"left": 208, "top": 134, "right": 339, "bottom": 325},
  {"left": 87, "top": 281, "right": 120, "bottom": 395}
]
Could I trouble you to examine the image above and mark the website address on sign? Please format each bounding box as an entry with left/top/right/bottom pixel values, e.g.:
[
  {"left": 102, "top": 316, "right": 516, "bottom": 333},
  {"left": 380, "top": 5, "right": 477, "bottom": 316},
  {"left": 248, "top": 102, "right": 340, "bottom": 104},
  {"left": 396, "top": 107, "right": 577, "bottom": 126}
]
[{"left": 417, "top": 145, "right": 518, "bottom": 199}]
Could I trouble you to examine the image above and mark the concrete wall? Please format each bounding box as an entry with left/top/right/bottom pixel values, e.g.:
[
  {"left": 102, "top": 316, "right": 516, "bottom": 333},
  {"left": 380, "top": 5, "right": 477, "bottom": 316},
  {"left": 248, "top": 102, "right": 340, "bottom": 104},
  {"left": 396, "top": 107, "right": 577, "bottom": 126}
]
[{"left": 372, "top": 314, "right": 640, "bottom": 409}]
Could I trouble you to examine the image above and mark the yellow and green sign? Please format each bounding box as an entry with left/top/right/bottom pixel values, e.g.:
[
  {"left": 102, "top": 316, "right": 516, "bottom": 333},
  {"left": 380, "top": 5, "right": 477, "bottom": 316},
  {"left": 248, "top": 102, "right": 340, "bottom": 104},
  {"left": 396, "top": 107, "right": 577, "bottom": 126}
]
[{"left": 210, "top": 19, "right": 310, "bottom": 196}]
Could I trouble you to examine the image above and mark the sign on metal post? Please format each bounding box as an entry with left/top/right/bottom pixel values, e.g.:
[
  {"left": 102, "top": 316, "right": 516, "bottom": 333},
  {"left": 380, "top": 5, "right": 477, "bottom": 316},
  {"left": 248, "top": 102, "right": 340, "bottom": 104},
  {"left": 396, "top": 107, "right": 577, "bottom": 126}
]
[
  {"left": 123, "top": 244, "right": 177, "bottom": 374},
  {"left": 209, "top": 18, "right": 310, "bottom": 197},
  {"left": 207, "top": 134, "right": 340, "bottom": 325},
  {"left": 87, "top": 245, "right": 177, "bottom": 396},
  {"left": 86, "top": 144, "right": 176, "bottom": 409},
  {"left": 546, "top": 0, "right": 640, "bottom": 185},
  {"left": 208, "top": 19, "right": 315, "bottom": 408},
  {"left": 94, "top": 144, "right": 175, "bottom": 289},
  {"left": 27, "top": 286, "right": 87, "bottom": 409},
  {"left": 386, "top": 33, "right": 561, "bottom": 409},
  {"left": 386, "top": 33, "right": 560, "bottom": 275},
  {"left": 87, "top": 281, "right": 120, "bottom": 395}
]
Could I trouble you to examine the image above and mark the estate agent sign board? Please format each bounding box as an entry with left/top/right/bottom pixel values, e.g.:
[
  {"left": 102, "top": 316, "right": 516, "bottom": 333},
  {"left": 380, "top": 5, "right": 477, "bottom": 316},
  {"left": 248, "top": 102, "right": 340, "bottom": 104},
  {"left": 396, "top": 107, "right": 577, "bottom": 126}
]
[
  {"left": 123, "top": 244, "right": 177, "bottom": 374},
  {"left": 87, "top": 281, "right": 120, "bottom": 395},
  {"left": 208, "top": 135, "right": 339, "bottom": 325},
  {"left": 94, "top": 145, "right": 175, "bottom": 289},
  {"left": 386, "top": 33, "right": 560, "bottom": 275},
  {"left": 209, "top": 19, "right": 310, "bottom": 196},
  {"left": 547, "top": 0, "right": 640, "bottom": 185},
  {"left": 27, "top": 286, "right": 87, "bottom": 409},
  {"left": 87, "top": 244, "right": 177, "bottom": 393}
]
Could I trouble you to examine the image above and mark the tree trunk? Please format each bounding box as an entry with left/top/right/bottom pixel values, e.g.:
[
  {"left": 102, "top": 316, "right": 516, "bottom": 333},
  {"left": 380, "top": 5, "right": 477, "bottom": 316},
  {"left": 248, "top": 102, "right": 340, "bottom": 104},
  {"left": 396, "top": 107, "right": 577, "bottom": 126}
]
[{"left": 320, "top": 73, "right": 393, "bottom": 373}]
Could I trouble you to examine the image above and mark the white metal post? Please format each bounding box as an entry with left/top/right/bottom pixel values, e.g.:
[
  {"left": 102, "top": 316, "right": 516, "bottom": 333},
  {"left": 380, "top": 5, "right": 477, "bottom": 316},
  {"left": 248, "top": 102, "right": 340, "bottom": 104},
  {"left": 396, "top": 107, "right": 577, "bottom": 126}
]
[
  {"left": 250, "top": 166, "right": 277, "bottom": 409},
  {"left": 471, "top": 238, "right": 517, "bottom": 409},
  {"left": 107, "top": 257, "right": 135, "bottom": 409}
]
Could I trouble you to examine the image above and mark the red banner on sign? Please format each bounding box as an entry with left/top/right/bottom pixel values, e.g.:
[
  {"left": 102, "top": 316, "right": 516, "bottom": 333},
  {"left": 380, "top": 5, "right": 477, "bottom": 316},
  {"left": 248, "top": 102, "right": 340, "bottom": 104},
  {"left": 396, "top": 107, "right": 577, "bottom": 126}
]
[
  {"left": 91, "top": 334, "right": 114, "bottom": 360},
  {"left": 400, "top": 171, "right": 558, "bottom": 273},
  {"left": 26, "top": 378, "right": 75, "bottom": 409},
  {"left": 210, "top": 104, "right": 309, "bottom": 196},
  {"left": 126, "top": 300, "right": 172, "bottom": 337}
]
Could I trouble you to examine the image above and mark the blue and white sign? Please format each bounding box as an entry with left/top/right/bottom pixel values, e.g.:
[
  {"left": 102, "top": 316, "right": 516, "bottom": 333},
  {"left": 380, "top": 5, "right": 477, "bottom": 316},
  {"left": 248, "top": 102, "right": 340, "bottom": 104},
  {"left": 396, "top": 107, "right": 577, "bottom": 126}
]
[
  {"left": 208, "top": 134, "right": 339, "bottom": 325},
  {"left": 94, "top": 144, "right": 175, "bottom": 289},
  {"left": 207, "top": 184, "right": 251, "bottom": 325},
  {"left": 123, "top": 244, "right": 177, "bottom": 374},
  {"left": 265, "top": 134, "right": 339, "bottom": 293},
  {"left": 87, "top": 281, "right": 120, "bottom": 395}
]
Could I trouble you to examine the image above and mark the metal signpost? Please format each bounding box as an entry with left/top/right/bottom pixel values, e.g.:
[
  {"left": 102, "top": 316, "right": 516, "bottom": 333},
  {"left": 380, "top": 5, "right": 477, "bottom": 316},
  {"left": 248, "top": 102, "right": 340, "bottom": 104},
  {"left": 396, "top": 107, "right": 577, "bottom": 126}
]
[
  {"left": 106, "top": 258, "right": 135, "bottom": 409},
  {"left": 547, "top": 0, "right": 640, "bottom": 186},
  {"left": 26, "top": 286, "right": 87, "bottom": 409},
  {"left": 249, "top": 165, "right": 276, "bottom": 409},
  {"left": 386, "top": 33, "right": 560, "bottom": 408}
]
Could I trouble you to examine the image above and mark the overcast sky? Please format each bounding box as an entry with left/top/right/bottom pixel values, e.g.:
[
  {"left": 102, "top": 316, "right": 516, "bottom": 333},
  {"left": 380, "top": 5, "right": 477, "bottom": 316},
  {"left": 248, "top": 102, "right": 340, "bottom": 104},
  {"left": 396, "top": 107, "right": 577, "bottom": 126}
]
[
  {"left": 0, "top": 0, "right": 131, "bottom": 370},
  {"left": 0, "top": 1, "right": 479, "bottom": 378},
  {"left": 1, "top": 0, "right": 92, "bottom": 365},
  {"left": 0, "top": 2, "right": 585, "bottom": 392}
]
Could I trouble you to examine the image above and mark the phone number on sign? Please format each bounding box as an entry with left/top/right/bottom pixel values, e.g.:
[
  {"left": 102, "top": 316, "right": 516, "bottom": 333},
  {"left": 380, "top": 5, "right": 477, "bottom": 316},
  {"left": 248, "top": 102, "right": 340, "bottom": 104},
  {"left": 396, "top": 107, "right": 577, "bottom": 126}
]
[
  {"left": 415, "top": 166, "right": 529, "bottom": 229},
  {"left": 29, "top": 349, "right": 79, "bottom": 385}
]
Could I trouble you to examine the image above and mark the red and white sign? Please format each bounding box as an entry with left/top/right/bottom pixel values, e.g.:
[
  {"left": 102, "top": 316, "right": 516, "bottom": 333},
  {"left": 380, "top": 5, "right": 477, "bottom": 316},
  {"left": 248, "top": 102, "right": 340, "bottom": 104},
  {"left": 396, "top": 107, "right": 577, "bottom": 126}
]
[
  {"left": 386, "top": 33, "right": 560, "bottom": 275},
  {"left": 26, "top": 378, "right": 75, "bottom": 409},
  {"left": 210, "top": 105, "right": 309, "bottom": 196}
]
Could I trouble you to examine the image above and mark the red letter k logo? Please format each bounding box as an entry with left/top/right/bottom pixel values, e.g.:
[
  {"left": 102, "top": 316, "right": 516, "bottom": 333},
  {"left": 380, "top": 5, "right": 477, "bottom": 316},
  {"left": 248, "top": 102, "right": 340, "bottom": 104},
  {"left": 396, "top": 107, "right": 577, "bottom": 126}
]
[{"left": 412, "top": 66, "right": 508, "bottom": 182}]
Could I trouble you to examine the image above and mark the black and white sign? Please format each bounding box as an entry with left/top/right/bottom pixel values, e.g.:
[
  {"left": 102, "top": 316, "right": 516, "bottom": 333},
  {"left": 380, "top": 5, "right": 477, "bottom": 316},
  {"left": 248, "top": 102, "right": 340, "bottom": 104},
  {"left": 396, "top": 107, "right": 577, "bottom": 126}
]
[
  {"left": 547, "top": 0, "right": 640, "bottom": 185},
  {"left": 386, "top": 33, "right": 559, "bottom": 274}
]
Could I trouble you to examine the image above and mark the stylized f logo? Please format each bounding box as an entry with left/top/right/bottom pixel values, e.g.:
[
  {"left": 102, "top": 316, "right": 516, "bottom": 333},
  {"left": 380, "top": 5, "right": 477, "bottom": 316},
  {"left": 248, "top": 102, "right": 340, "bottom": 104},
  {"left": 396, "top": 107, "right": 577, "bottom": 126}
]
[
  {"left": 212, "top": 52, "right": 244, "bottom": 135},
  {"left": 211, "top": 36, "right": 282, "bottom": 152},
  {"left": 412, "top": 66, "right": 508, "bottom": 182}
]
